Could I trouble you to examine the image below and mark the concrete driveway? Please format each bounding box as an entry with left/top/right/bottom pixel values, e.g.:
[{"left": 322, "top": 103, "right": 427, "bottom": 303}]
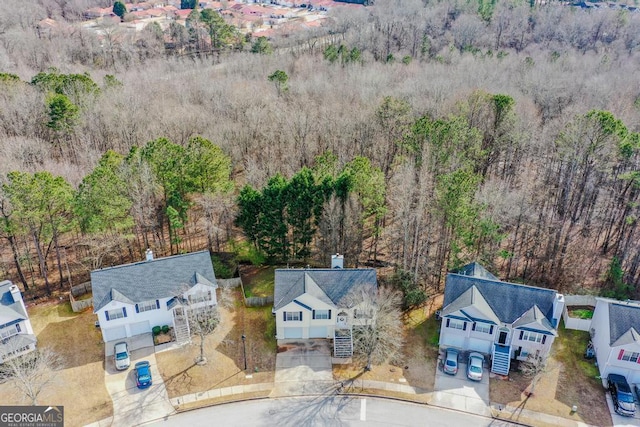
[
  {"left": 271, "top": 339, "right": 334, "bottom": 397},
  {"left": 105, "top": 343, "right": 175, "bottom": 426},
  {"left": 431, "top": 353, "right": 491, "bottom": 417}
]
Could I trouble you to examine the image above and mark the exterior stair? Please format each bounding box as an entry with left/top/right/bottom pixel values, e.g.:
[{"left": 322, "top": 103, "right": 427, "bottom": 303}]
[
  {"left": 334, "top": 328, "right": 353, "bottom": 358},
  {"left": 173, "top": 313, "right": 191, "bottom": 344},
  {"left": 492, "top": 344, "right": 511, "bottom": 375}
]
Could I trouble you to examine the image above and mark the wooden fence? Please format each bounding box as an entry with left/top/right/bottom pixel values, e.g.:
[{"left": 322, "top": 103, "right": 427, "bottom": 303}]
[{"left": 70, "top": 282, "right": 93, "bottom": 312}]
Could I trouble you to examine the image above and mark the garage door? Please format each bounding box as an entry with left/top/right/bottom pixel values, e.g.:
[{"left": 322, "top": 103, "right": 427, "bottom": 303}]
[
  {"left": 309, "top": 326, "right": 328, "bottom": 338},
  {"left": 468, "top": 338, "right": 491, "bottom": 354},
  {"left": 283, "top": 327, "right": 303, "bottom": 339},
  {"left": 103, "top": 326, "right": 127, "bottom": 342},
  {"left": 440, "top": 333, "right": 465, "bottom": 349},
  {"left": 130, "top": 321, "right": 150, "bottom": 336}
]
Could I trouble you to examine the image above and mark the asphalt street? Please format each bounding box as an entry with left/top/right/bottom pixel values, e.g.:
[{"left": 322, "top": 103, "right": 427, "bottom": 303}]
[{"left": 146, "top": 396, "right": 519, "bottom": 427}]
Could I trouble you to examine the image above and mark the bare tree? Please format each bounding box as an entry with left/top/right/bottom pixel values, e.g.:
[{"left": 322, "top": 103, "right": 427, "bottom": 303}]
[
  {"left": 0, "top": 347, "right": 62, "bottom": 405},
  {"left": 519, "top": 355, "right": 549, "bottom": 397},
  {"left": 187, "top": 303, "right": 220, "bottom": 365},
  {"left": 350, "top": 285, "right": 403, "bottom": 371}
]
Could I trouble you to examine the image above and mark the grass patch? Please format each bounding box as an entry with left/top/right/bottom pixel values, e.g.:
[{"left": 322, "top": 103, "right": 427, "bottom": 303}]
[
  {"left": 240, "top": 265, "right": 275, "bottom": 297},
  {"left": 568, "top": 309, "right": 593, "bottom": 319},
  {"left": 405, "top": 306, "right": 440, "bottom": 347},
  {"left": 554, "top": 323, "right": 599, "bottom": 380}
]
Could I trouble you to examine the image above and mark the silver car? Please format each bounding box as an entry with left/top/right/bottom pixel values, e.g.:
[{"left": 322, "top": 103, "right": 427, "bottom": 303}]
[
  {"left": 443, "top": 348, "right": 459, "bottom": 375},
  {"left": 114, "top": 341, "right": 130, "bottom": 370},
  {"left": 467, "top": 352, "right": 484, "bottom": 381}
]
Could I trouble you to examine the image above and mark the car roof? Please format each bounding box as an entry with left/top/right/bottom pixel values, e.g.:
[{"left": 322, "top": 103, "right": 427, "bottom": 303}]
[{"left": 135, "top": 361, "right": 150, "bottom": 368}]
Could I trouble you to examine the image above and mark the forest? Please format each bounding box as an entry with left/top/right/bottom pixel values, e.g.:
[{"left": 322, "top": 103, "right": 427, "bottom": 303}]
[{"left": 1, "top": 0, "right": 640, "bottom": 303}]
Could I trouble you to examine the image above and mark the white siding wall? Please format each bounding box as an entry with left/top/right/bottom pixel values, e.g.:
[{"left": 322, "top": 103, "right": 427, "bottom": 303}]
[
  {"left": 602, "top": 343, "right": 640, "bottom": 386},
  {"left": 512, "top": 331, "right": 554, "bottom": 360},
  {"left": 275, "top": 294, "right": 335, "bottom": 339},
  {"left": 591, "top": 298, "right": 613, "bottom": 385},
  {"left": 98, "top": 299, "right": 174, "bottom": 342}
]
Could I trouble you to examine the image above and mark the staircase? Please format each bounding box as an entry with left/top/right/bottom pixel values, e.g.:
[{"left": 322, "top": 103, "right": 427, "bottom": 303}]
[
  {"left": 492, "top": 344, "right": 511, "bottom": 375},
  {"left": 334, "top": 328, "right": 353, "bottom": 358},
  {"left": 173, "top": 313, "right": 191, "bottom": 344}
]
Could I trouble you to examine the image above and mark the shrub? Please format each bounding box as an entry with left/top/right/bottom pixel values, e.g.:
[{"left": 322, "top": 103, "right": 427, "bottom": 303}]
[
  {"left": 161, "top": 325, "right": 170, "bottom": 334},
  {"left": 152, "top": 326, "right": 161, "bottom": 336}
]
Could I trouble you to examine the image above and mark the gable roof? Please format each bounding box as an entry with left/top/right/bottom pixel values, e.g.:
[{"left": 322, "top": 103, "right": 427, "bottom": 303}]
[
  {"left": 92, "top": 250, "right": 216, "bottom": 312},
  {"left": 441, "top": 285, "right": 500, "bottom": 325},
  {"left": 442, "top": 263, "right": 558, "bottom": 325},
  {"left": 0, "top": 281, "right": 27, "bottom": 327},
  {"left": 512, "top": 305, "right": 556, "bottom": 335},
  {"left": 608, "top": 302, "right": 640, "bottom": 346},
  {"left": 456, "top": 262, "right": 498, "bottom": 281},
  {"left": 273, "top": 268, "right": 377, "bottom": 310}
]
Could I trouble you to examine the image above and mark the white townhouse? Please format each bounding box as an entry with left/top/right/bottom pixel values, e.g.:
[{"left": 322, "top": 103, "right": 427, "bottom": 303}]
[
  {"left": 0, "top": 280, "right": 37, "bottom": 363},
  {"left": 92, "top": 250, "right": 218, "bottom": 344}
]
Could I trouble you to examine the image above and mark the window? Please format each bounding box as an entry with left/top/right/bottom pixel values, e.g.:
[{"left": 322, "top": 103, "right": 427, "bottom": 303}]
[
  {"left": 106, "top": 307, "right": 127, "bottom": 320},
  {"left": 188, "top": 291, "right": 212, "bottom": 304},
  {"left": 519, "top": 330, "right": 546, "bottom": 343},
  {"left": 284, "top": 311, "right": 301, "bottom": 321},
  {"left": 446, "top": 319, "right": 466, "bottom": 330},
  {"left": 136, "top": 300, "right": 159, "bottom": 313},
  {"left": 0, "top": 325, "right": 19, "bottom": 339},
  {"left": 619, "top": 350, "right": 640, "bottom": 363},
  {"left": 313, "top": 309, "right": 330, "bottom": 320},
  {"left": 473, "top": 322, "right": 492, "bottom": 334}
]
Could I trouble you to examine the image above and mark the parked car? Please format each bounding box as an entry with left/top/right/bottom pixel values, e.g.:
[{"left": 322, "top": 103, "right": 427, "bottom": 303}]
[
  {"left": 608, "top": 373, "right": 636, "bottom": 417},
  {"left": 443, "top": 348, "right": 459, "bottom": 375},
  {"left": 135, "top": 361, "right": 152, "bottom": 389},
  {"left": 467, "top": 352, "right": 484, "bottom": 381},
  {"left": 113, "top": 342, "right": 130, "bottom": 371}
]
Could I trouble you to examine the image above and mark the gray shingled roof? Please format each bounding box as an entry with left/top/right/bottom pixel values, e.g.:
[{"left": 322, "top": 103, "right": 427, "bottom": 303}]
[
  {"left": 443, "top": 265, "right": 558, "bottom": 325},
  {"left": 0, "top": 281, "right": 27, "bottom": 327},
  {"left": 512, "top": 305, "right": 556, "bottom": 335},
  {"left": 441, "top": 285, "right": 501, "bottom": 324},
  {"left": 273, "top": 268, "right": 377, "bottom": 310},
  {"left": 92, "top": 251, "right": 217, "bottom": 312},
  {"left": 608, "top": 302, "right": 640, "bottom": 346},
  {"left": 456, "top": 262, "right": 498, "bottom": 281},
  {"left": 0, "top": 333, "right": 36, "bottom": 356}
]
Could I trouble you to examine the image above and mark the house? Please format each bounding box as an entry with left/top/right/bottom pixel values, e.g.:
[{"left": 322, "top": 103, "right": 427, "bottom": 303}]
[
  {"left": 590, "top": 297, "right": 640, "bottom": 386},
  {"left": 439, "top": 263, "right": 564, "bottom": 375},
  {"left": 0, "top": 281, "right": 37, "bottom": 363},
  {"left": 273, "top": 254, "right": 377, "bottom": 357},
  {"left": 92, "top": 250, "right": 218, "bottom": 344}
]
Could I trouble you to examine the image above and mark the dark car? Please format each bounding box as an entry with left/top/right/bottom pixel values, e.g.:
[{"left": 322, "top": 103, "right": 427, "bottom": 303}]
[
  {"left": 443, "top": 348, "right": 459, "bottom": 375},
  {"left": 135, "top": 361, "right": 152, "bottom": 389},
  {"left": 608, "top": 373, "right": 636, "bottom": 417}
]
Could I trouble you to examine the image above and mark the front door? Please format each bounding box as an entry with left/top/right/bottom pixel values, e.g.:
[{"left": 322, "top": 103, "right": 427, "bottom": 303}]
[{"left": 498, "top": 330, "right": 508, "bottom": 345}]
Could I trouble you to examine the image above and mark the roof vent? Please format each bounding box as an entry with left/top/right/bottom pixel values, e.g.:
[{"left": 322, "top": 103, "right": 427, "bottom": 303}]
[
  {"left": 145, "top": 248, "right": 154, "bottom": 261},
  {"left": 331, "top": 253, "right": 344, "bottom": 269}
]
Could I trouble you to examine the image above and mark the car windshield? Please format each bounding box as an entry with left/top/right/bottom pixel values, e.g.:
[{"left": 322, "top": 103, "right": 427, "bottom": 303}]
[
  {"left": 116, "top": 352, "right": 128, "bottom": 360},
  {"left": 446, "top": 359, "right": 456, "bottom": 366},
  {"left": 619, "top": 393, "right": 635, "bottom": 403},
  {"left": 470, "top": 365, "right": 482, "bottom": 373}
]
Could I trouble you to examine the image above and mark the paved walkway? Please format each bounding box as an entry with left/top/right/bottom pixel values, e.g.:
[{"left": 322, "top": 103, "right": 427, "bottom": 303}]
[{"left": 491, "top": 402, "right": 595, "bottom": 427}]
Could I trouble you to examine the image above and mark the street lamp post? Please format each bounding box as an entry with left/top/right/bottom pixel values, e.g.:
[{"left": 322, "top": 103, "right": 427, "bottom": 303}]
[{"left": 241, "top": 334, "right": 247, "bottom": 371}]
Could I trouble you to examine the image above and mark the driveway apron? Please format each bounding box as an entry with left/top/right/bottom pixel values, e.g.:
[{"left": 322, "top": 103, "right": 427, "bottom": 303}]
[
  {"left": 271, "top": 339, "right": 334, "bottom": 397},
  {"left": 104, "top": 344, "right": 175, "bottom": 426},
  {"left": 431, "top": 357, "right": 491, "bottom": 417}
]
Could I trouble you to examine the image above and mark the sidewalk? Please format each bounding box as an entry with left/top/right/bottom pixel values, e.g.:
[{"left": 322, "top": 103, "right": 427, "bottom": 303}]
[{"left": 490, "top": 402, "right": 595, "bottom": 427}]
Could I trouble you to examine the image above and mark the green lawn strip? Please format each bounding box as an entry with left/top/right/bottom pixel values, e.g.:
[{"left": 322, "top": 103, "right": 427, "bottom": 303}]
[
  {"left": 242, "top": 266, "right": 276, "bottom": 297},
  {"left": 554, "top": 322, "right": 599, "bottom": 380}
]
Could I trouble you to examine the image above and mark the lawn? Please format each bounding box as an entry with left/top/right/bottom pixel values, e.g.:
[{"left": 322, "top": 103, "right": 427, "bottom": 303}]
[
  {"left": 239, "top": 265, "right": 276, "bottom": 298},
  {"left": 156, "top": 287, "right": 276, "bottom": 399},
  {"left": 0, "top": 301, "right": 112, "bottom": 426},
  {"left": 490, "top": 321, "right": 610, "bottom": 427}
]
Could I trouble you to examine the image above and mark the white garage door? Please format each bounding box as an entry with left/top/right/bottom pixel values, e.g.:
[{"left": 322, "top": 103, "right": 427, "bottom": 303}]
[
  {"left": 103, "top": 326, "right": 127, "bottom": 342},
  {"left": 130, "top": 321, "right": 150, "bottom": 336},
  {"left": 440, "top": 333, "right": 465, "bottom": 349},
  {"left": 283, "top": 327, "right": 303, "bottom": 339},
  {"left": 468, "top": 338, "right": 492, "bottom": 354},
  {"left": 309, "top": 326, "right": 327, "bottom": 338}
]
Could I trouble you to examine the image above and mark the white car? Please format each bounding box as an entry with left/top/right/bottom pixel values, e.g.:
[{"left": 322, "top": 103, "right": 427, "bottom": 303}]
[
  {"left": 467, "top": 352, "right": 484, "bottom": 381},
  {"left": 114, "top": 341, "right": 130, "bottom": 370}
]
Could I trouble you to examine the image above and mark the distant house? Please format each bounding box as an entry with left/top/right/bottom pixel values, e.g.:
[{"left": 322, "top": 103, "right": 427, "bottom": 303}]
[
  {"left": 590, "top": 298, "right": 640, "bottom": 386},
  {"left": 0, "top": 281, "right": 36, "bottom": 364},
  {"left": 439, "top": 263, "right": 564, "bottom": 375},
  {"left": 273, "top": 254, "right": 377, "bottom": 357},
  {"left": 92, "top": 250, "right": 218, "bottom": 345}
]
